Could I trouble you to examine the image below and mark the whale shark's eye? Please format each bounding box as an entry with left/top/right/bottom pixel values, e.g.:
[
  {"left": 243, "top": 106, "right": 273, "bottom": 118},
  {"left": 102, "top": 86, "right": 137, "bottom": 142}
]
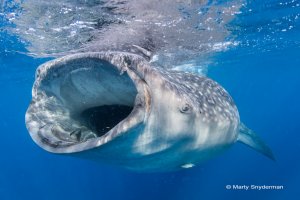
[{"left": 179, "top": 103, "right": 192, "bottom": 114}]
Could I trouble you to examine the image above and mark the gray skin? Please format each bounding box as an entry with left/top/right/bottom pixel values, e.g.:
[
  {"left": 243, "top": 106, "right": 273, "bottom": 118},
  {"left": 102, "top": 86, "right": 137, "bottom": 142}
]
[{"left": 25, "top": 51, "right": 273, "bottom": 172}]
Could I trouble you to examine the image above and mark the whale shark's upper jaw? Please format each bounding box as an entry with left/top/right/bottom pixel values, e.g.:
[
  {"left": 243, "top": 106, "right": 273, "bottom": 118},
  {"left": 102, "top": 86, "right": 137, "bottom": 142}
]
[{"left": 25, "top": 52, "right": 151, "bottom": 153}]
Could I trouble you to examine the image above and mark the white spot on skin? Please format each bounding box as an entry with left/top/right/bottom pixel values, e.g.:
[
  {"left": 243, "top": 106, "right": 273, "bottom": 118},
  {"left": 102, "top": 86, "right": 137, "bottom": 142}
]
[{"left": 181, "top": 163, "right": 195, "bottom": 168}]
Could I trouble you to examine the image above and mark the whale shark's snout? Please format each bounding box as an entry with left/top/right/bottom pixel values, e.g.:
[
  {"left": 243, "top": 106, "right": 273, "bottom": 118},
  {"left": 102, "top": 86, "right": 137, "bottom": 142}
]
[{"left": 26, "top": 52, "right": 274, "bottom": 171}]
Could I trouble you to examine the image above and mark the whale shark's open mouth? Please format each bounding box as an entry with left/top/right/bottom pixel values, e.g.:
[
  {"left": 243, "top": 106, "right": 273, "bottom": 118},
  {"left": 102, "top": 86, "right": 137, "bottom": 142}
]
[{"left": 26, "top": 52, "right": 150, "bottom": 153}]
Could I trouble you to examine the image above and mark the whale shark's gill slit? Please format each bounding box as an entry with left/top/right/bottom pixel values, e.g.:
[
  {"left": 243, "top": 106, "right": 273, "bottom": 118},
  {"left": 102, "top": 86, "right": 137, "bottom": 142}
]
[{"left": 81, "top": 105, "right": 134, "bottom": 137}]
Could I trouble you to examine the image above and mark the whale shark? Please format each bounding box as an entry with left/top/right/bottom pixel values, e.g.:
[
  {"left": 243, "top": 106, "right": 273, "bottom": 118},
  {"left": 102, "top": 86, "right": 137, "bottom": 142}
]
[{"left": 25, "top": 51, "right": 274, "bottom": 171}]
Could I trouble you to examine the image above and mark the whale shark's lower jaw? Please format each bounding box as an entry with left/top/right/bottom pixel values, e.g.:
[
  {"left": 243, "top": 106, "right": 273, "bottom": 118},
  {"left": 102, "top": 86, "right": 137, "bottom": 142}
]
[{"left": 25, "top": 52, "right": 150, "bottom": 153}]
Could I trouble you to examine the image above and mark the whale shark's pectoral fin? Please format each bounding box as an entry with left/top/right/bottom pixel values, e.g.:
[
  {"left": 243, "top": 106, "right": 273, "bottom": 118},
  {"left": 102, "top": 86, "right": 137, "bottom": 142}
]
[{"left": 238, "top": 123, "right": 275, "bottom": 161}]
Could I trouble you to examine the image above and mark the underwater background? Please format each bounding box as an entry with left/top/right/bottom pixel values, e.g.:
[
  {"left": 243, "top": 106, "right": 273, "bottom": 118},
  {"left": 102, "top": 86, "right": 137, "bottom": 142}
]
[{"left": 0, "top": 0, "right": 300, "bottom": 199}]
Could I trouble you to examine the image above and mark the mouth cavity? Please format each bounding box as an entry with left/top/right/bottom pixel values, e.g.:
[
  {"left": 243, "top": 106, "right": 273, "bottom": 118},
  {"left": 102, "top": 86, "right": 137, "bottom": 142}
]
[
  {"left": 80, "top": 105, "right": 134, "bottom": 138},
  {"left": 26, "top": 53, "right": 149, "bottom": 153}
]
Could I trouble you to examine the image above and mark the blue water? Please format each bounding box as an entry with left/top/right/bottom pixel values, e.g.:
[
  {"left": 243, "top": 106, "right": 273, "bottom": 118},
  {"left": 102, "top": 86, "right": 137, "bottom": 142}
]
[{"left": 1, "top": 1, "right": 300, "bottom": 200}]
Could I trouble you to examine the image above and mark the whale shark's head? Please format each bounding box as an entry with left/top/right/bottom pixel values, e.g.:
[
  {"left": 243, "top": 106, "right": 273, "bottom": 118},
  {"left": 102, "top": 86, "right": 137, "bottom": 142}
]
[{"left": 26, "top": 52, "right": 240, "bottom": 171}]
